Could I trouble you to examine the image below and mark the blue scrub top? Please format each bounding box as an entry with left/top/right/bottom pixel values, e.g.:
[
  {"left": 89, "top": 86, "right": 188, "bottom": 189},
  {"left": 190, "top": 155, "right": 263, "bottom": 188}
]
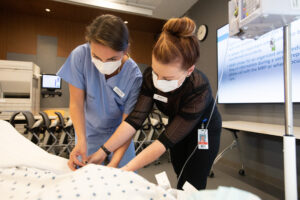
[{"left": 57, "top": 43, "right": 142, "bottom": 167}]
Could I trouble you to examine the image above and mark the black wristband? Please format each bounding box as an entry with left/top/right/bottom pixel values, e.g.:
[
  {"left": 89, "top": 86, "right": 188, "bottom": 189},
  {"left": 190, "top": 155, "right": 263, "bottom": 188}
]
[{"left": 101, "top": 145, "right": 111, "bottom": 156}]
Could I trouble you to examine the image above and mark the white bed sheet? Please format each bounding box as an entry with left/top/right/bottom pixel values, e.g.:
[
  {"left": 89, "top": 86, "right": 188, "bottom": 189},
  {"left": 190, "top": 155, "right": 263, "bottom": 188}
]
[
  {"left": 0, "top": 120, "right": 177, "bottom": 200},
  {"left": 0, "top": 120, "right": 261, "bottom": 200}
]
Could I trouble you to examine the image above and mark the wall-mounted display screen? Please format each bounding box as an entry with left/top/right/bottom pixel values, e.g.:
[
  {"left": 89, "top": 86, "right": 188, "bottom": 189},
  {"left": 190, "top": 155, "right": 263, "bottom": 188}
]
[{"left": 217, "top": 19, "right": 300, "bottom": 103}]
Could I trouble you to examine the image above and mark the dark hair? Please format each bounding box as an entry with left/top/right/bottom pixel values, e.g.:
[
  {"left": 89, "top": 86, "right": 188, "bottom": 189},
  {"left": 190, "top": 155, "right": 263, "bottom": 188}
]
[
  {"left": 153, "top": 17, "right": 200, "bottom": 69},
  {"left": 85, "top": 14, "right": 129, "bottom": 51}
]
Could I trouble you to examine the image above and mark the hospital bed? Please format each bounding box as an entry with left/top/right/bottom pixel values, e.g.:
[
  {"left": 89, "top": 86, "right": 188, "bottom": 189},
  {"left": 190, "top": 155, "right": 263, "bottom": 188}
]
[{"left": 0, "top": 120, "right": 261, "bottom": 200}]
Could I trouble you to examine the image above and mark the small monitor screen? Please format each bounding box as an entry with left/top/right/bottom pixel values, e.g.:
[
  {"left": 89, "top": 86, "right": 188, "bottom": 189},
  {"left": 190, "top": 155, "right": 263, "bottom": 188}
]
[{"left": 42, "top": 74, "right": 61, "bottom": 89}]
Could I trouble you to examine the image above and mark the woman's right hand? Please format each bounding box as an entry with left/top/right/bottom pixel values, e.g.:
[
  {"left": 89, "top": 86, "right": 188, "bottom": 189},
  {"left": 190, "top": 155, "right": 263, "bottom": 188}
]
[{"left": 68, "top": 141, "right": 88, "bottom": 171}]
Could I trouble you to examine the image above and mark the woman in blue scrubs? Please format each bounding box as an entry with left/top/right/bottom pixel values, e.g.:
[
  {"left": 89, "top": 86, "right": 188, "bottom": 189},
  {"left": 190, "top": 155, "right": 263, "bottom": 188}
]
[{"left": 57, "top": 14, "right": 142, "bottom": 170}]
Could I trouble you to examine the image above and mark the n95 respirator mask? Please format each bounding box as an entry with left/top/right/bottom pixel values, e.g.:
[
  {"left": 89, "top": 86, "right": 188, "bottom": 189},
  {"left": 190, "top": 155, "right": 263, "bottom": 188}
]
[
  {"left": 92, "top": 57, "right": 122, "bottom": 75},
  {"left": 152, "top": 71, "right": 182, "bottom": 93}
]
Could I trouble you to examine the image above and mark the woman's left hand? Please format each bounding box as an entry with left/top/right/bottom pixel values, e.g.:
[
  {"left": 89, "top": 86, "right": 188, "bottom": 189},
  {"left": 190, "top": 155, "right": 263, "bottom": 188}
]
[{"left": 87, "top": 148, "right": 107, "bottom": 165}]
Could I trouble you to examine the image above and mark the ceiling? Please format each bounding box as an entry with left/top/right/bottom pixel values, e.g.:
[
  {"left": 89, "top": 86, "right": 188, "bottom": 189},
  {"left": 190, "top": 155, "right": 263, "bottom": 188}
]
[
  {"left": 0, "top": 0, "right": 199, "bottom": 33},
  {"left": 53, "top": 0, "right": 199, "bottom": 20},
  {"left": 0, "top": 0, "right": 162, "bottom": 33}
]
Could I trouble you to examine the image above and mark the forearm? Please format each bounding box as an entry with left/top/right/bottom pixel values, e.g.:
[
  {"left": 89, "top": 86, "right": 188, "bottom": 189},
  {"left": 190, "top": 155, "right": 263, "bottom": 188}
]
[
  {"left": 122, "top": 140, "right": 166, "bottom": 171},
  {"left": 108, "top": 140, "right": 132, "bottom": 167},
  {"left": 70, "top": 104, "right": 86, "bottom": 142},
  {"left": 108, "top": 113, "right": 132, "bottom": 167},
  {"left": 104, "top": 121, "right": 136, "bottom": 152},
  {"left": 69, "top": 84, "right": 86, "bottom": 143}
]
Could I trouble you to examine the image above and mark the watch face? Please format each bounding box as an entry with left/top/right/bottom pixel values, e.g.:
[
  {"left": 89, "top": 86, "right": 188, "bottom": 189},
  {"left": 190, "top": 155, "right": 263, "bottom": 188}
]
[{"left": 197, "top": 25, "right": 207, "bottom": 41}]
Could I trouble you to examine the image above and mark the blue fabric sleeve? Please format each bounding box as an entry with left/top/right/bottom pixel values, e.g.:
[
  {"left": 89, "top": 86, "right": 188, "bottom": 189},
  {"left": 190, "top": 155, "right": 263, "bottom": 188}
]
[
  {"left": 57, "top": 46, "right": 86, "bottom": 90},
  {"left": 123, "top": 76, "right": 143, "bottom": 114}
]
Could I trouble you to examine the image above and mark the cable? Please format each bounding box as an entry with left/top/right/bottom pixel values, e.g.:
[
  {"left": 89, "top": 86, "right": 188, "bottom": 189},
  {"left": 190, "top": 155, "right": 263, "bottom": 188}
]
[{"left": 177, "top": 34, "right": 231, "bottom": 185}]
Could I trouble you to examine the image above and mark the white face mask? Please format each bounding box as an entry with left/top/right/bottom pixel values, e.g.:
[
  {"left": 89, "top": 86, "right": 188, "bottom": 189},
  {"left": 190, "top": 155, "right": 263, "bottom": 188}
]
[
  {"left": 92, "top": 57, "right": 122, "bottom": 75},
  {"left": 152, "top": 71, "right": 184, "bottom": 93}
]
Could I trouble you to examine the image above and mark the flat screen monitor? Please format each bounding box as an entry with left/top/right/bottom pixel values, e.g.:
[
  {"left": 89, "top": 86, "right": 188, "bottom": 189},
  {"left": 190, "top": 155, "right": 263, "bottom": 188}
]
[
  {"left": 217, "top": 19, "right": 300, "bottom": 103},
  {"left": 41, "top": 74, "right": 62, "bottom": 90}
]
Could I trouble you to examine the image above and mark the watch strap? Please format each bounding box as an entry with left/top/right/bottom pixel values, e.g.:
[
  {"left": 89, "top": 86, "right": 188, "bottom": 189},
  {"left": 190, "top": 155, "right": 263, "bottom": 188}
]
[{"left": 101, "top": 145, "right": 111, "bottom": 156}]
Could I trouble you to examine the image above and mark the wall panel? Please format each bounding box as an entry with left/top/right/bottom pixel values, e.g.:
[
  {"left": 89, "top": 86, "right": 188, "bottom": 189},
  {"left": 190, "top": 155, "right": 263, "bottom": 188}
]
[{"left": 0, "top": 10, "right": 157, "bottom": 65}]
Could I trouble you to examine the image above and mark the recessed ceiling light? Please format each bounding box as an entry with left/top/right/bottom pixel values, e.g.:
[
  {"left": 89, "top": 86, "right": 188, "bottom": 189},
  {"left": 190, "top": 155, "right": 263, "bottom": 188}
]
[
  {"left": 45, "top": 8, "right": 51, "bottom": 12},
  {"left": 124, "top": 21, "right": 128, "bottom": 24}
]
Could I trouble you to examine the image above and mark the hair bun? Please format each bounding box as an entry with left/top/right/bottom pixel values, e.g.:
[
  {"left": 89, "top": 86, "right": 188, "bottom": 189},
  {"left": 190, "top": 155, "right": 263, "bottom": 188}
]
[{"left": 163, "top": 17, "right": 196, "bottom": 37}]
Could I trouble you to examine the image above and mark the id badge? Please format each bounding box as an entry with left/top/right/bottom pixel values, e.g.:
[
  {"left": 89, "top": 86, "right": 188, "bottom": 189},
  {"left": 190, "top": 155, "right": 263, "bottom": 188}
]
[
  {"left": 198, "top": 129, "right": 209, "bottom": 149},
  {"left": 153, "top": 94, "right": 168, "bottom": 103},
  {"left": 113, "top": 86, "right": 125, "bottom": 98}
]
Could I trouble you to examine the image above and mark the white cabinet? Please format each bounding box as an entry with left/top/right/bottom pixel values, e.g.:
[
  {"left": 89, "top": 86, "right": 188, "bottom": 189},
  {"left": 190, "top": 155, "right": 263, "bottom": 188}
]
[{"left": 0, "top": 60, "right": 40, "bottom": 119}]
